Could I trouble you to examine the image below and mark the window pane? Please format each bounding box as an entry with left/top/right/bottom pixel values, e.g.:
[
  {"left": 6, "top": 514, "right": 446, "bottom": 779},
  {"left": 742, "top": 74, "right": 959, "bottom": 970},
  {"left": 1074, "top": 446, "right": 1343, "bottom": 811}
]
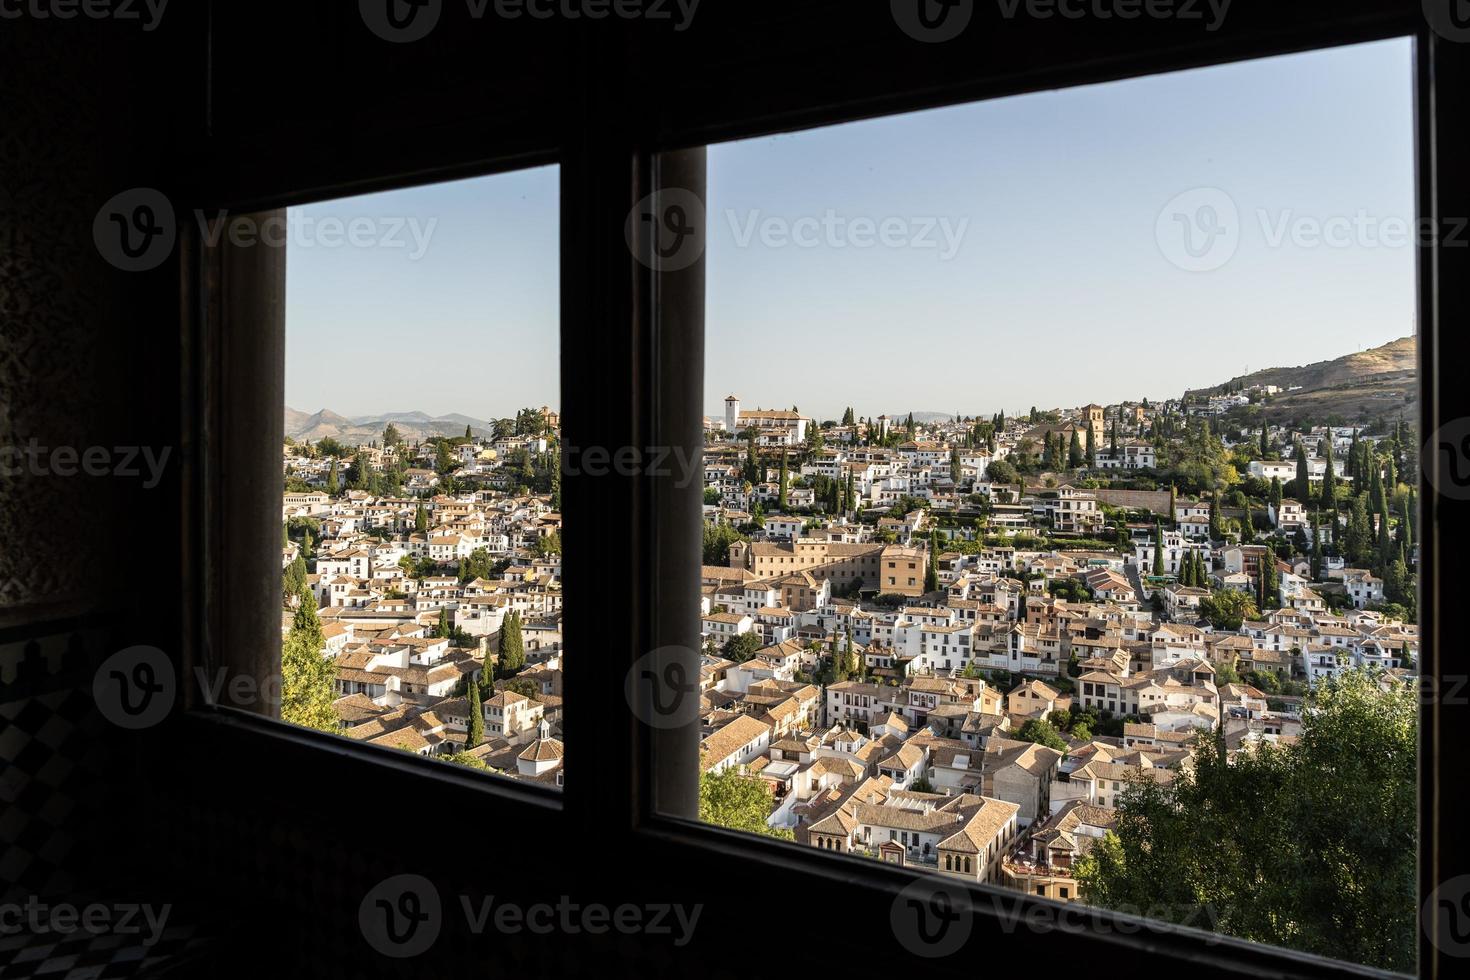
[
  {"left": 281, "top": 166, "right": 563, "bottom": 788},
  {"left": 684, "top": 39, "right": 1417, "bottom": 971}
]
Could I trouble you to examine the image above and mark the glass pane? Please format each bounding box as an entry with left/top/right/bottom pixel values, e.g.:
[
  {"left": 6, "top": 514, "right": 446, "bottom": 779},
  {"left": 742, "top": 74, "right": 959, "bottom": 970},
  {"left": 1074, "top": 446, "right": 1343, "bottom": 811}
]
[
  {"left": 281, "top": 166, "right": 564, "bottom": 788},
  {"left": 684, "top": 39, "right": 1417, "bottom": 971}
]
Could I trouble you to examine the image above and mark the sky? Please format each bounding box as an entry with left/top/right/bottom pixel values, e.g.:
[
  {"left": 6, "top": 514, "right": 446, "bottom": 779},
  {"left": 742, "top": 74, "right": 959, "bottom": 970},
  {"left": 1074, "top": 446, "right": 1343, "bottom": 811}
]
[{"left": 286, "top": 37, "right": 1415, "bottom": 423}]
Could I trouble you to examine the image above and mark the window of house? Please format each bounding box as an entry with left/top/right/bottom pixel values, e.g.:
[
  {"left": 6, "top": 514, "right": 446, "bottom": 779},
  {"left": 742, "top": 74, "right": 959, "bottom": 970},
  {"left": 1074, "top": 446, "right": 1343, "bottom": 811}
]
[
  {"left": 667, "top": 34, "right": 1420, "bottom": 974},
  {"left": 276, "top": 166, "right": 563, "bottom": 788}
]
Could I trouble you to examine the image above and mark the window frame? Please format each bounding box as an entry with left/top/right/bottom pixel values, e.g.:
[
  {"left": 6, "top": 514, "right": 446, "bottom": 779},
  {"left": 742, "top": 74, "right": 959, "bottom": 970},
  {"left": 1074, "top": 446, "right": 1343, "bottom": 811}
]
[{"left": 181, "top": 7, "right": 1465, "bottom": 978}]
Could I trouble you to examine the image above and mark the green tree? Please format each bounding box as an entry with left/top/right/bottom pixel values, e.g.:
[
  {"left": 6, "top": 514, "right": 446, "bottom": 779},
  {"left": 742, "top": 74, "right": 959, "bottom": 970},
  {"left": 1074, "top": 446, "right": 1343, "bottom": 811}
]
[
  {"left": 1319, "top": 444, "right": 1337, "bottom": 511},
  {"left": 1293, "top": 440, "right": 1311, "bottom": 503},
  {"left": 777, "top": 449, "right": 789, "bottom": 510},
  {"left": 415, "top": 502, "right": 428, "bottom": 533},
  {"left": 283, "top": 555, "right": 308, "bottom": 598},
  {"left": 703, "top": 523, "right": 748, "bottom": 565},
  {"left": 1310, "top": 521, "right": 1323, "bottom": 580},
  {"left": 722, "top": 631, "right": 762, "bottom": 662},
  {"left": 326, "top": 458, "right": 339, "bottom": 496},
  {"left": 464, "top": 675, "right": 485, "bottom": 749},
  {"left": 1074, "top": 669, "right": 1414, "bottom": 972},
  {"left": 1199, "top": 589, "right": 1258, "bottom": 631},
  {"left": 497, "top": 610, "right": 525, "bottom": 677},
  {"left": 1013, "top": 717, "right": 1068, "bottom": 752},
  {"left": 924, "top": 531, "right": 940, "bottom": 593},
  {"left": 1343, "top": 494, "right": 1372, "bottom": 565},
  {"left": 280, "top": 588, "right": 337, "bottom": 733},
  {"left": 1152, "top": 521, "right": 1165, "bottom": 576},
  {"left": 1068, "top": 430, "right": 1084, "bottom": 469},
  {"left": 698, "top": 766, "right": 793, "bottom": 840}
]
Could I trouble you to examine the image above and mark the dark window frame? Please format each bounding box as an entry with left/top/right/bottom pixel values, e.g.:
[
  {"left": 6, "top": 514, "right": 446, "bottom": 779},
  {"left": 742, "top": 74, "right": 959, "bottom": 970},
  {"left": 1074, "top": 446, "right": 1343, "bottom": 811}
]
[{"left": 180, "top": 6, "right": 1466, "bottom": 978}]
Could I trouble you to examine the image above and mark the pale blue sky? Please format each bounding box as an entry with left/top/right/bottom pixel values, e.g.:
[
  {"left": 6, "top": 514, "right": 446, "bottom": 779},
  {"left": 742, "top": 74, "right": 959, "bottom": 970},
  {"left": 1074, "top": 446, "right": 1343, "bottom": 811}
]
[{"left": 287, "top": 37, "right": 1414, "bottom": 423}]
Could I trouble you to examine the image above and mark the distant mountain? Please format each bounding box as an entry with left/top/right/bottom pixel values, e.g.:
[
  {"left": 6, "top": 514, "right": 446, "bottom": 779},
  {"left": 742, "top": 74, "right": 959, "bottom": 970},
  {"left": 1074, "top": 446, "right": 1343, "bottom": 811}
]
[
  {"left": 1187, "top": 335, "right": 1417, "bottom": 426},
  {"left": 284, "top": 408, "right": 496, "bottom": 445}
]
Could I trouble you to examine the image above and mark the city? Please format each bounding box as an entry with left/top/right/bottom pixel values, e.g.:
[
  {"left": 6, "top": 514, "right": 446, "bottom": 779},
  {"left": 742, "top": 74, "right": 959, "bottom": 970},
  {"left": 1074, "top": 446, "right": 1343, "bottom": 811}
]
[{"left": 280, "top": 335, "right": 1419, "bottom": 970}]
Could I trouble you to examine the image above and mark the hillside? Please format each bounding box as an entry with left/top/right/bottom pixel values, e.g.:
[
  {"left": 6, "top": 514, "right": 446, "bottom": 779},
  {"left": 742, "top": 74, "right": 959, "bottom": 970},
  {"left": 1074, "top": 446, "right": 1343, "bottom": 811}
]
[
  {"left": 1188, "top": 335, "right": 1417, "bottom": 426},
  {"left": 285, "top": 408, "right": 495, "bottom": 445}
]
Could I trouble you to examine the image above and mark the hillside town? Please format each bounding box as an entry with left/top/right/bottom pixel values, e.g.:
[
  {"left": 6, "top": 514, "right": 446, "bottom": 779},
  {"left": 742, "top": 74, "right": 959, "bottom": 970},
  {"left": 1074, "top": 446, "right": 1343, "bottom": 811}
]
[{"left": 278, "top": 380, "right": 1419, "bottom": 901}]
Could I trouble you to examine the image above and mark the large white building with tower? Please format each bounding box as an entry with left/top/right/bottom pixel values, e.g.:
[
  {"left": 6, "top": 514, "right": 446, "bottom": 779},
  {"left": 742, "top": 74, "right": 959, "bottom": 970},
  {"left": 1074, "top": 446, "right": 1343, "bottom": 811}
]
[{"left": 722, "top": 394, "right": 812, "bottom": 445}]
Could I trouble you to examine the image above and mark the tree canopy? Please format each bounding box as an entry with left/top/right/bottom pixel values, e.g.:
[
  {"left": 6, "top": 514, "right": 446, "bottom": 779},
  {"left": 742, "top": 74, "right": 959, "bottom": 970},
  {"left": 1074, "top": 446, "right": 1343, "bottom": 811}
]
[{"left": 1074, "top": 669, "right": 1415, "bottom": 972}]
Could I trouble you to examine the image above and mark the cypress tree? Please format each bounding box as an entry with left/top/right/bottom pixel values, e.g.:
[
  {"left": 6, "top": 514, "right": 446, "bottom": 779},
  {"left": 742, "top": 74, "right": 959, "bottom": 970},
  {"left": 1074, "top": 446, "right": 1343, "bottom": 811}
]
[
  {"left": 1085, "top": 427, "right": 1096, "bottom": 468},
  {"left": 1319, "top": 445, "right": 1337, "bottom": 511},
  {"left": 327, "top": 458, "right": 339, "bottom": 495},
  {"left": 777, "top": 450, "right": 789, "bottom": 510},
  {"left": 479, "top": 644, "right": 495, "bottom": 699},
  {"left": 1153, "top": 521, "right": 1165, "bottom": 576},
  {"left": 1169, "top": 484, "right": 1178, "bottom": 525},
  {"left": 1208, "top": 494, "right": 1223, "bottom": 540},
  {"left": 1068, "top": 430, "right": 1083, "bottom": 469},
  {"left": 925, "top": 530, "right": 940, "bottom": 593},
  {"left": 415, "top": 502, "right": 428, "bottom": 533},
  {"left": 1259, "top": 425, "right": 1269, "bottom": 457},
  {"left": 1240, "top": 499, "right": 1253, "bottom": 544},
  {"left": 1376, "top": 508, "right": 1394, "bottom": 573},
  {"left": 1293, "top": 441, "right": 1310, "bottom": 503},
  {"left": 498, "top": 610, "right": 525, "bottom": 677},
  {"left": 465, "top": 676, "right": 485, "bottom": 749},
  {"left": 1269, "top": 476, "right": 1282, "bottom": 510}
]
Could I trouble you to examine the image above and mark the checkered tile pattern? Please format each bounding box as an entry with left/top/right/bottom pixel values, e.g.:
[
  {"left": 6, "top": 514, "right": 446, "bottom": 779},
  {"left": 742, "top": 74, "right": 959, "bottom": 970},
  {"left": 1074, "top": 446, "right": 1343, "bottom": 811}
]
[
  {"left": 0, "top": 686, "right": 109, "bottom": 906},
  {"left": 0, "top": 924, "right": 207, "bottom": 979},
  {"left": 2, "top": 625, "right": 211, "bottom": 976}
]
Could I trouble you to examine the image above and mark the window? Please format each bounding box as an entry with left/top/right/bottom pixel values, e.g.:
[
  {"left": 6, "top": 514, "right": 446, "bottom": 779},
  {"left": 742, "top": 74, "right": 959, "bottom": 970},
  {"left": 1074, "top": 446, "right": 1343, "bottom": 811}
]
[
  {"left": 669, "top": 35, "right": 1420, "bottom": 974},
  {"left": 278, "top": 166, "right": 563, "bottom": 787}
]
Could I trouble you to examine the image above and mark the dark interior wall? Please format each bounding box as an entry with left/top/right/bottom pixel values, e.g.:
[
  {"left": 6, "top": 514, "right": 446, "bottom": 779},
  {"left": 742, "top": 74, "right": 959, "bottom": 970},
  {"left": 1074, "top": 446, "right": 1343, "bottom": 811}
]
[
  {"left": 0, "top": 2, "right": 187, "bottom": 922},
  {"left": 1, "top": 3, "right": 1452, "bottom": 978}
]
